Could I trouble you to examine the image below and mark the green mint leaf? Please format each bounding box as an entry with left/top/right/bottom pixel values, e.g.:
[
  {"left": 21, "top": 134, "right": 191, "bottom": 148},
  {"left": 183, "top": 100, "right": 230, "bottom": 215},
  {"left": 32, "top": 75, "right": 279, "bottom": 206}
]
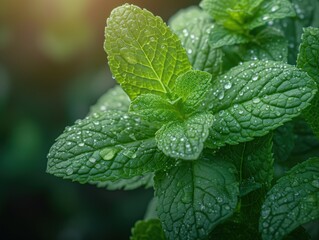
[
  {"left": 217, "top": 134, "right": 274, "bottom": 189},
  {"left": 240, "top": 28, "right": 288, "bottom": 62},
  {"left": 297, "top": 27, "right": 319, "bottom": 83},
  {"left": 209, "top": 25, "right": 250, "bottom": 49},
  {"left": 201, "top": 0, "right": 295, "bottom": 31},
  {"left": 169, "top": 6, "right": 210, "bottom": 31},
  {"left": 156, "top": 113, "right": 214, "bottom": 160},
  {"left": 104, "top": 4, "right": 191, "bottom": 100},
  {"left": 245, "top": 0, "right": 296, "bottom": 30},
  {"left": 130, "top": 219, "right": 166, "bottom": 240},
  {"left": 89, "top": 85, "right": 130, "bottom": 115},
  {"left": 170, "top": 8, "right": 223, "bottom": 77},
  {"left": 154, "top": 159, "right": 239, "bottom": 240},
  {"left": 276, "top": 0, "right": 319, "bottom": 64},
  {"left": 200, "top": 0, "right": 264, "bottom": 31},
  {"left": 206, "top": 60, "right": 317, "bottom": 148},
  {"left": 92, "top": 172, "right": 154, "bottom": 190},
  {"left": 130, "top": 94, "right": 181, "bottom": 124},
  {"left": 174, "top": 70, "right": 212, "bottom": 114},
  {"left": 260, "top": 157, "right": 319, "bottom": 240},
  {"left": 297, "top": 27, "right": 319, "bottom": 138},
  {"left": 303, "top": 97, "right": 319, "bottom": 138},
  {"left": 47, "top": 110, "right": 173, "bottom": 183}
]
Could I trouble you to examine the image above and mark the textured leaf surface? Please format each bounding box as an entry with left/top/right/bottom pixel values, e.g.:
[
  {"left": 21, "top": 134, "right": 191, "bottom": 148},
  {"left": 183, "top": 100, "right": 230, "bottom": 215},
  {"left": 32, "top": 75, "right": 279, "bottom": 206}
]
[
  {"left": 209, "top": 26, "right": 250, "bottom": 49},
  {"left": 89, "top": 85, "right": 130, "bottom": 115},
  {"left": 245, "top": 0, "right": 296, "bottom": 30},
  {"left": 297, "top": 27, "right": 319, "bottom": 138},
  {"left": 93, "top": 172, "right": 154, "bottom": 190},
  {"left": 240, "top": 28, "right": 288, "bottom": 62},
  {"left": 260, "top": 158, "right": 319, "bottom": 240},
  {"left": 104, "top": 4, "right": 191, "bottom": 99},
  {"left": 155, "top": 159, "right": 239, "bottom": 240},
  {"left": 130, "top": 219, "right": 166, "bottom": 240},
  {"left": 297, "top": 27, "right": 319, "bottom": 84},
  {"left": 156, "top": 113, "right": 214, "bottom": 160},
  {"left": 170, "top": 9, "right": 223, "bottom": 76},
  {"left": 130, "top": 94, "right": 181, "bottom": 124},
  {"left": 206, "top": 60, "right": 317, "bottom": 148},
  {"left": 47, "top": 111, "right": 172, "bottom": 183},
  {"left": 169, "top": 6, "right": 210, "bottom": 31},
  {"left": 174, "top": 70, "right": 212, "bottom": 114}
]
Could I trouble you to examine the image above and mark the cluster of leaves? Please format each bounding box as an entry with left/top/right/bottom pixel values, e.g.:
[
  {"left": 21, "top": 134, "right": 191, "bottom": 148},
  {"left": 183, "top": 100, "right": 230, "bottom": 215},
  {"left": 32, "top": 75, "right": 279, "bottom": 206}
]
[{"left": 47, "top": 0, "right": 319, "bottom": 239}]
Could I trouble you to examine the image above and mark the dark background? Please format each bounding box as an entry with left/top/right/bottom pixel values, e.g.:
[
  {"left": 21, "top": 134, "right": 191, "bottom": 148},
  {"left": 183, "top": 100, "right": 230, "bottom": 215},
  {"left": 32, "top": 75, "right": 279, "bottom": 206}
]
[{"left": 0, "top": 1, "right": 199, "bottom": 239}]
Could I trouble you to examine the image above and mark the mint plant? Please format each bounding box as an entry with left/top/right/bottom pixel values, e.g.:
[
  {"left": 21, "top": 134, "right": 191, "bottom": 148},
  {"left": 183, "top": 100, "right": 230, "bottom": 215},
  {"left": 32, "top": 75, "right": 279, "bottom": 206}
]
[{"left": 47, "top": 1, "right": 319, "bottom": 239}]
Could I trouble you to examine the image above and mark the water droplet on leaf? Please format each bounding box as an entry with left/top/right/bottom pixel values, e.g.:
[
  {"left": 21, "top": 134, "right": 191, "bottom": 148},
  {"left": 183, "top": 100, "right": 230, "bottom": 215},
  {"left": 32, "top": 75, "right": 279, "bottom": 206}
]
[{"left": 100, "top": 147, "right": 118, "bottom": 160}]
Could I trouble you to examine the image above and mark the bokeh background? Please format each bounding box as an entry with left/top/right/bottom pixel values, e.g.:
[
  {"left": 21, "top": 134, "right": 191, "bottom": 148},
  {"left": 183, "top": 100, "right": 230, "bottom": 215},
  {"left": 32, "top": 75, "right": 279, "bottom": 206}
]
[{"left": 0, "top": 1, "right": 199, "bottom": 239}]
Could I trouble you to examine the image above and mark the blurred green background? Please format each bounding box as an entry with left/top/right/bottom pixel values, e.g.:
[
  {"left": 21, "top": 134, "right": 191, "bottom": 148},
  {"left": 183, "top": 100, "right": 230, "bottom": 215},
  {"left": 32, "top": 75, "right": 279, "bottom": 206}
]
[{"left": 0, "top": 1, "right": 199, "bottom": 239}]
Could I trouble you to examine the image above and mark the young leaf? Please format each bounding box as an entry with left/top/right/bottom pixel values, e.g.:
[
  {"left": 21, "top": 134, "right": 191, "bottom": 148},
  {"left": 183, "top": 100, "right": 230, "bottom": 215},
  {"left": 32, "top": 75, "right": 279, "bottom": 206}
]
[
  {"left": 200, "top": 0, "right": 264, "bottom": 31},
  {"left": 260, "top": 158, "right": 319, "bottom": 240},
  {"left": 174, "top": 70, "right": 212, "bottom": 114},
  {"left": 104, "top": 4, "right": 191, "bottom": 100},
  {"left": 130, "top": 219, "right": 166, "bottom": 240},
  {"left": 130, "top": 94, "right": 181, "bottom": 124},
  {"left": 89, "top": 85, "right": 130, "bottom": 115},
  {"left": 170, "top": 8, "right": 223, "bottom": 76},
  {"left": 156, "top": 113, "right": 214, "bottom": 160},
  {"left": 92, "top": 173, "right": 154, "bottom": 190},
  {"left": 47, "top": 111, "right": 172, "bottom": 183},
  {"left": 154, "top": 159, "right": 239, "bottom": 240},
  {"left": 297, "top": 27, "right": 319, "bottom": 138},
  {"left": 209, "top": 26, "right": 250, "bottom": 49},
  {"left": 200, "top": 0, "right": 295, "bottom": 31},
  {"left": 206, "top": 60, "right": 317, "bottom": 149}
]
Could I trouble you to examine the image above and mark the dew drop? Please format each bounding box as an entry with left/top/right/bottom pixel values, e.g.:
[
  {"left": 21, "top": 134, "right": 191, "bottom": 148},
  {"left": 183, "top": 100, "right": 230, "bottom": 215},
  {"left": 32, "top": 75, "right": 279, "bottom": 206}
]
[
  {"left": 252, "top": 75, "right": 259, "bottom": 81},
  {"left": 78, "top": 143, "right": 85, "bottom": 147},
  {"left": 252, "top": 97, "right": 261, "bottom": 104},
  {"left": 262, "top": 15, "right": 270, "bottom": 21},
  {"left": 224, "top": 205, "right": 230, "bottom": 210},
  {"left": 218, "top": 91, "right": 224, "bottom": 100},
  {"left": 100, "top": 147, "right": 118, "bottom": 160},
  {"left": 224, "top": 82, "right": 232, "bottom": 90},
  {"left": 187, "top": 49, "right": 193, "bottom": 54},
  {"left": 89, "top": 157, "right": 96, "bottom": 163},
  {"left": 311, "top": 179, "right": 319, "bottom": 188},
  {"left": 271, "top": 5, "right": 279, "bottom": 12}
]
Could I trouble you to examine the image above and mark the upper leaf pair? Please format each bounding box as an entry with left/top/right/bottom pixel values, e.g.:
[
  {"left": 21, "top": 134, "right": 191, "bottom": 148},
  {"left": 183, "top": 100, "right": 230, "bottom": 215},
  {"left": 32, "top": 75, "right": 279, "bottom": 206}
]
[{"left": 105, "top": 4, "right": 216, "bottom": 160}]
